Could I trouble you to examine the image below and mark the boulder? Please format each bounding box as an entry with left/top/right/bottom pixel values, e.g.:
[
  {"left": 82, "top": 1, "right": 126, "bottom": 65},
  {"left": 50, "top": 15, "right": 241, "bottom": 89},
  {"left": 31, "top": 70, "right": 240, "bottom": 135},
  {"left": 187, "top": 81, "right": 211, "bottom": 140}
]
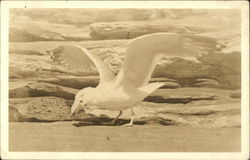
[
  {"left": 9, "top": 82, "right": 78, "bottom": 100},
  {"left": 9, "top": 105, "right": 27, "bottom": 122},
  {"left": 150, "top": 77, "right": 180, "bottom": 89},
  {"left": 197, "top": 52, "right": 241, "bottom": 73},
  {"left": 9, "top": 96, "right": 240, "bottom": 128},
  {"left": 38, "top": 76, "right": 180, "bottom": 89},
  {"left": 9, "top": 49, "right": 44, "bottom": 56},
  {"left": 228, "top": 91, "right": 241, "bottom": 99},
  {"left": 9, "top": 35, "right": 240, "bottom": 90},
  {"left": 145, "top": 88, "right": 222, "bottom": 104},
  {"left": 9, "top": 51, "right": 99, "bottom": 79},
  {"left": 9, "top": 41, "right": 126, "bottom": 79},
  {"left": 159, "top": 82, "right": 180, "bottom": 89},
  {"left": 9, "top": 27, "right": 64, "bottom": 42},
  {"left": 9, "top": 40, "right": 126, "bottom": 56},
  {"left": 9, "top": 86, "right": 240, "bottom": 127},
  {"left": 73, "top": 99, "right": 240, "bottom": 127},
  {"left": 153, "top": 52, "right": 241, "bottom": 89},
  {"left": 150, "top": 77, "right": 177, "bottom": 83},
  {"left": 90, "top": 22, "right": 216, "bottom": 40},
  {"left": 10, "top": 9, "right": 157, "bottom": 27},
  {"left": 38, "top": 76, "right": 99, "bottom": 89},
  {"left": 153, "top": 57, "right": 207, "bottom": 79},
  {"left": 194, "top": 78, "right": 219, "bottom": 88},
  {"left": 10, "top": 9, "right": 240, "bottom": 29},
  {"left": 197, "top": 52, "right": 241, "bottom": 89},
  {"left": 10, "top": 9, "right": 186, "bottom": 42},
  {"left": 9, "top": 81, "right": 232, "bottom": 103},
  {"left": 9, "top": 17, "right": 90, "bottom": 42},
  {"left": 201, "top": 29, "right": 241, "bottom": 53},
  {"left": 9, "top": 97, "right": 80, "bottom": 122}
]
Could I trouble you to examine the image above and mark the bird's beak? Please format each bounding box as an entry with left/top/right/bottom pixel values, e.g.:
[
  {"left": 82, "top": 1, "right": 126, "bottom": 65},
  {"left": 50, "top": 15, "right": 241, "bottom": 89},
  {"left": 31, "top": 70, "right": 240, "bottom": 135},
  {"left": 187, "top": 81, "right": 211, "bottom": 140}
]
[
  {"left": 70, "top": 101, "right": 88, "bottom": 119},
  {"left": 71, "top": 102, "right": 82, "bottom": 117}
]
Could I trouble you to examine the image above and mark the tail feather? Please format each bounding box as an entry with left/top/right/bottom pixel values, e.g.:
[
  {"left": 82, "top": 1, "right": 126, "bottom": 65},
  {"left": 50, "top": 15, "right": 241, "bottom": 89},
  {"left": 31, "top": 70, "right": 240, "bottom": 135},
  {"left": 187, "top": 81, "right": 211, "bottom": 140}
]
[{"left": 138, "top": 82, "right": 165, "bottom": 95}]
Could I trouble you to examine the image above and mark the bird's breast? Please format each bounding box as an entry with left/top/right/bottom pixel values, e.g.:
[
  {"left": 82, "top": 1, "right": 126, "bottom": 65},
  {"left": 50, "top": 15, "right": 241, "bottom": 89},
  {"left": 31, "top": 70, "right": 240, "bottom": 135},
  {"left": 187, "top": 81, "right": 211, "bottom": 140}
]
[{"left": 89, "top": 86, "right": 143, "bottom": 110}]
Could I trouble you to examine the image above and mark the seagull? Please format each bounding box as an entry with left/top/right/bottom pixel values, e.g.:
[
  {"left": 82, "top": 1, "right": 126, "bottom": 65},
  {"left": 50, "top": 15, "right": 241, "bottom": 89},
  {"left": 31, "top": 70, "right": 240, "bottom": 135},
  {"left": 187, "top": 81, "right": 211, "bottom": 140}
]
[{"left": 50, "top": 32, "right": 223, "bottom": 126}]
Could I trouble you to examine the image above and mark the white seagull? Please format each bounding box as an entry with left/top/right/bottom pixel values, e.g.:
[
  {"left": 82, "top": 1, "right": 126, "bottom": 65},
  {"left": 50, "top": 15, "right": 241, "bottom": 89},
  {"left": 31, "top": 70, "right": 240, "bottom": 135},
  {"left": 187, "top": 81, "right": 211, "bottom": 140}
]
[{"left": 50, "top": 33, "right": 223, "bottom": 126}]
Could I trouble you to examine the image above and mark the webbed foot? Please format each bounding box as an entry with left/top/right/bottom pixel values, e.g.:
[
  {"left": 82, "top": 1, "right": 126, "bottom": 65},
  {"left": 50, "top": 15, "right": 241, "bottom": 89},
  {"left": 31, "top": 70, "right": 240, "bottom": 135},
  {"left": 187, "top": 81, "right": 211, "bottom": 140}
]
[
  {"left": 122, "top": 123, "right": 133, "bottom": 127},
  {"left": 121, "top": 108, "right": 135, "bottom": 127}
]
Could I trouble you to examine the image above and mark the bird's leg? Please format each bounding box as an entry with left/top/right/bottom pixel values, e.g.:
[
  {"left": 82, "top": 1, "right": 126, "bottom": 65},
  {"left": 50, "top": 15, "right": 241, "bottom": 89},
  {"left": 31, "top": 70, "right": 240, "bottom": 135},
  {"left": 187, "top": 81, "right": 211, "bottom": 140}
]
[
  {"left": 122, "top": 108, "right": 135, "bottom": 127},
  {"left": 111, "top": 110, "right": 122, "bottom": 125}
]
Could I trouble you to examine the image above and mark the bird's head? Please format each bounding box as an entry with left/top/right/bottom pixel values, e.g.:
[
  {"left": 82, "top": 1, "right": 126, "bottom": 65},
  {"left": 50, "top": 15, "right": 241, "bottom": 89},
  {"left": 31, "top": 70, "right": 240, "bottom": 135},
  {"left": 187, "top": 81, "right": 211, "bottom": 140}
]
[{"left": 71, "top": 87, "right": 94, "bottom": 117}]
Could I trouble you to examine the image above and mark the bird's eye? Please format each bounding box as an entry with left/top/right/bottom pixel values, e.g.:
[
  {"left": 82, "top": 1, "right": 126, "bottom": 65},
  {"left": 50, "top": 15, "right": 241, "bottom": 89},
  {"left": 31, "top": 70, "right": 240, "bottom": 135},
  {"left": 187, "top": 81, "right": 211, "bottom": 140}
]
[{"left": 80, "top": 100, "right": 83, "bottom": 103}]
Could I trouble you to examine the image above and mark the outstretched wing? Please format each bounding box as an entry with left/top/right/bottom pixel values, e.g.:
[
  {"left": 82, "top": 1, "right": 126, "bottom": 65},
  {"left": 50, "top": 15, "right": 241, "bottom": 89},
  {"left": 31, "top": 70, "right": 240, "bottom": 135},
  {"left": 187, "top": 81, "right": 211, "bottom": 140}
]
[
  {"left": 50, "top": 44, "right": 115, "bottom": 84},
  {"left": 116, "top": 33, "right": 224, "bottom": 88}
]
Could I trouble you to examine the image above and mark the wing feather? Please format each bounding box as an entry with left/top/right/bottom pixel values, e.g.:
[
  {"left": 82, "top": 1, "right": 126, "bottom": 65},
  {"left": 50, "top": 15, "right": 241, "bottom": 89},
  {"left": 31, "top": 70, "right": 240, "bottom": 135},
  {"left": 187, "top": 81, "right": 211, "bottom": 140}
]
[
  {"left": 116, "top": 33, "right": 223, "bottom": 88},
  {"left": 51, "top": 44, "right": 115, "bottom": 84}
]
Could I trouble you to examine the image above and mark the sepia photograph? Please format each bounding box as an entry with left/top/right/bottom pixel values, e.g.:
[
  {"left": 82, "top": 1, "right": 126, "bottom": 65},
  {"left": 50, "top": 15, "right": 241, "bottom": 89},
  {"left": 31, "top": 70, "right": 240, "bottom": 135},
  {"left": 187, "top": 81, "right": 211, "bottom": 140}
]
[{"left": 1, "top": 1, "right": 249, "bottom": 160}]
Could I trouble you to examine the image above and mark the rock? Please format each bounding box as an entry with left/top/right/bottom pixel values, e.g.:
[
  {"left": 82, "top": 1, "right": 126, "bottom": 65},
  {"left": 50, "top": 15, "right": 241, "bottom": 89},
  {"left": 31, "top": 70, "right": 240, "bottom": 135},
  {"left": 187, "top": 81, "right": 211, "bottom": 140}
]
[
  {"left": 9, "top": 38, "right": 240, "bottom": 90},
  {"left": 150, "top": 77, "right": 177, "bottom": 83},
  {"left": 9, "top": 97, "right": 80, "bottom": 121},
  {"left": 10, "top": 9, "right": 240, "bottom": 29},
  {"left": 228, "top": 91, "right": 241, "bottom": 99},
  {"left": 201, "top": 29, "right": 241, "bottom": 53},
  {"left": 9, "top": 52, "right": 98, "bottom": 79},
  {"left": 9, "top": 81, "right": 232, "bottom": 103},
  {"left": 9, "top": 49, "right": 44, "bottom": 56},
  {"left": 197, "top": 52, "right": 241, "bottom": 73},
  {"left": 160, "top": 82, "right": 180, "bottom": 89},
  {"left": 9, "top": 17, "right": 90, "bottom": 42},
  {"left": 76, "top": 99, "right": 240, "bottom": 127},
  {"left": 153, "top": 53, "right": 241, "bottom": 89},
  {"left": 197, "top": 52, "right": 241, "bottom": 89},
  {"left": 145, "top": 87, "right": 237, "bottom": 104},
  {"left": 221, "top": 38, "right": 240, "bottom": 53},
  {"left": 145, "top": 95, "right": 218, "bottom": 104},
  {"left": 145, "top": 89, "right": 221, "bottom": 104},
  {"left": 9, "top": 105, "right": 27, "bottom": 122},
  {"left": 9, "top": 87, "right": 240, "bottom": 127},
  {"left": 9, "top": 40, "right": 127, "bottom": 56},
  {"left": 10, "top": 9, "right": 156, "bottom": 27},
  {"left": 38, "top": 76, "right": 99, "bottom": 89},
  {"left": 90, "top": 22, "right": 216, "bottom": 40},
  {"left": 38, "top": 76, "right": 179, "bottom": 89},
  {"left": 9, "top": 82, "right": 78, "bottom": 100},
  {"left": 9, "top": 27, "right": 64, "bottom": 42},
  {"left": 194, "top": 79, "right": 219, "bottom": 88},
  {"left": 150, "top": 77, "right": 180, "bottom": 89},
  {"left": 9, "top": 40, "right": 127, "bottom": 79},
  {"left": 153, "top": 57, "right": 207, "bottom": 79},
  {"left": 11, "top": 9, "right": 186, "bottom": 42}
]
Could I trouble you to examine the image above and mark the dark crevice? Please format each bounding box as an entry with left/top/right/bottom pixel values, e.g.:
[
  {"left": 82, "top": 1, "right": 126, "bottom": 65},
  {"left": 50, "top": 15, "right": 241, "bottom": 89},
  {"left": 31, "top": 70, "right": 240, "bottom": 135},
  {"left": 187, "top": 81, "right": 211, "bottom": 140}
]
[
  {"left": 144, "top": 95, "right": 218, "bottom": 104},
  {"left": 159, "top": 111, "right": 217, "bottom": 116}
]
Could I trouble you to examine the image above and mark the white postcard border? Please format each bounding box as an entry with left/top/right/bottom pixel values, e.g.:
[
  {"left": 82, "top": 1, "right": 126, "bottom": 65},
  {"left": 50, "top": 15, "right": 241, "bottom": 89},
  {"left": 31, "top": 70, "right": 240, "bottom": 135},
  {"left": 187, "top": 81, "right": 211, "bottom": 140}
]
[{"left": 1, "top": 1, "right": 249, "bottom": 160}]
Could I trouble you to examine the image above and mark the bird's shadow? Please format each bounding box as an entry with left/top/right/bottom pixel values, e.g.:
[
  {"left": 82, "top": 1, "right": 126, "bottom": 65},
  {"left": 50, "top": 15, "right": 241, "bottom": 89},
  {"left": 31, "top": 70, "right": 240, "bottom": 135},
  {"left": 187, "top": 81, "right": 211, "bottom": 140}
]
[
  {"left": 72, "top": 117, "right": 146, "bottom": 127},
  {"left": 72, "top": 117, "right": 174, "bottom": 127}
]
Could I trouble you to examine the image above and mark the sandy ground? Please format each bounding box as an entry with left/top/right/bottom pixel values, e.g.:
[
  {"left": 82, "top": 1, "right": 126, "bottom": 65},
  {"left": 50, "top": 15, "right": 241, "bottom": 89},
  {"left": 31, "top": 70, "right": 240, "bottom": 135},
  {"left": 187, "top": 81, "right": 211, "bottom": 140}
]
[{"left": 9, "top": 122, "right": 240, "bottom": 152}]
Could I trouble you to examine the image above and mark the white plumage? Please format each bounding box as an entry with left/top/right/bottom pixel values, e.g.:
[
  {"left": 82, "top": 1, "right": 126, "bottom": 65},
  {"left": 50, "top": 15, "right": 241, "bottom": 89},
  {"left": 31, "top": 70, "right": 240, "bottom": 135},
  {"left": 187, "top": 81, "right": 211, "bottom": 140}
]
[{"left": 50, "top": 32, "right": 223, "bottom": 126}]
